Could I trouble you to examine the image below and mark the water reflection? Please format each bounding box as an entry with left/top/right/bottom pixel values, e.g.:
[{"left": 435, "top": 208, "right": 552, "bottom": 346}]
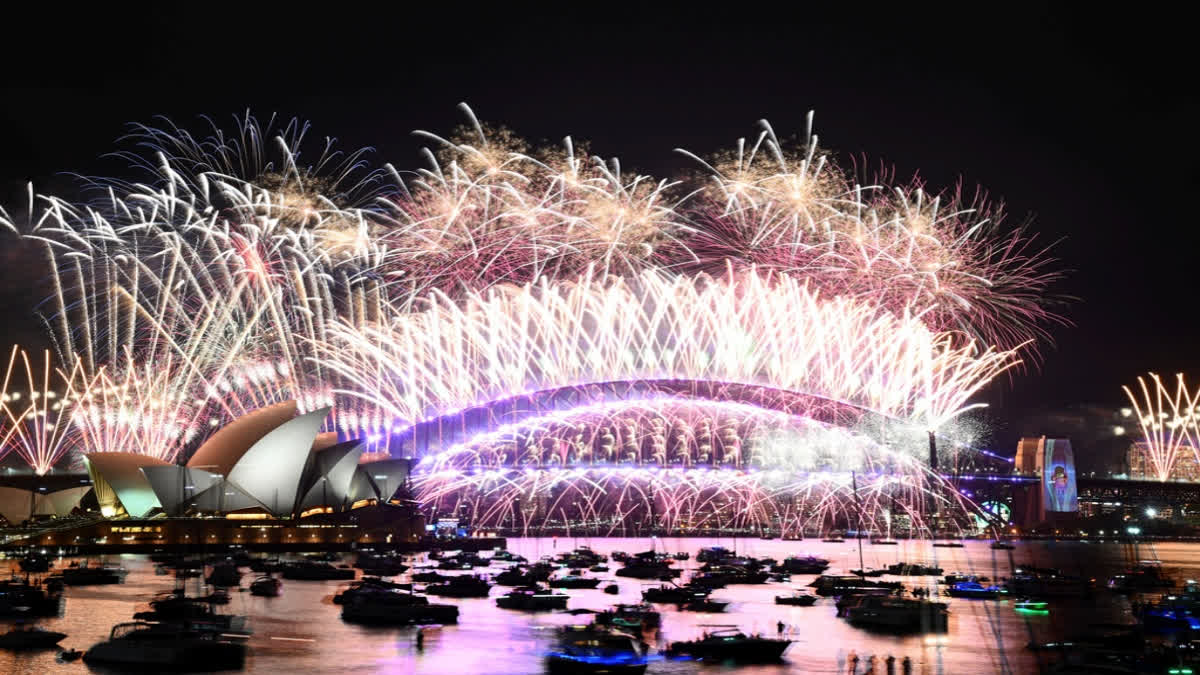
[{"left": 2, "top": 538, "right": 1179, "bottom": 674}]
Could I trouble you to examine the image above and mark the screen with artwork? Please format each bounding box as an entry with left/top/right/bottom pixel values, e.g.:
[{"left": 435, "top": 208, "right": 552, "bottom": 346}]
[{"left": 1043, "top": 438, "right": 1078, "bottom": 512}]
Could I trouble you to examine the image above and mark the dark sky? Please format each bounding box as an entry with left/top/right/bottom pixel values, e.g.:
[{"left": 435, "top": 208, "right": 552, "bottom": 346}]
[{"left": 0, "top": 8, "right": 1195, "bottom": 448}]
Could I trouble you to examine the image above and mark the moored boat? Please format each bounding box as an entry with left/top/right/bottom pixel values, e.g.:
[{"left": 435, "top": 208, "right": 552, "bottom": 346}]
[
  {"left": 842, "top": 595, "right": 949, "bottom": 631},
  {"left": 340, "top": 590, "right": 458, "bottom": 625},
  {"left": 946, "top": 581, "right": 1007, "bottom": 599},
  {"left": 667, "top": 626, "right": 791, "bottom": 663},
  {"left": 496, "top": 585, "right": 569, "bottom": 610},
  {"left": 0, "top": 625, "right": 67, "bottom": 650},
  {"left": 281, "top": 561, "right": 356, "bottom": 581},
  {"left": 249, "top": 576, "right": 282, "bottom": 597},
  {"left": 425, "top": 575, "right": 492, "bottom": 598},
  {"left": 83, "top": 622, "right": 246, "bottom": 670},
  {"left": 774, "top": 592, "right": 817, "bottom": 606},
  {"left": 546, "top": 626, "right": 649, "bottom": 675}
]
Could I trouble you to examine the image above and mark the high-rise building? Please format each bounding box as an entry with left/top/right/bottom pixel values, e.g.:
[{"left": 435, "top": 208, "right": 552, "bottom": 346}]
[{"left": 1128, "top": 442, "right": 1200, "bottom": 481}]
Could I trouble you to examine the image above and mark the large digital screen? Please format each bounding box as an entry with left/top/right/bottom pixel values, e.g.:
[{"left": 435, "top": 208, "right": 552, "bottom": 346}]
[{"left": 1043, "top": 438, "right": 1078, "bottom": 512}]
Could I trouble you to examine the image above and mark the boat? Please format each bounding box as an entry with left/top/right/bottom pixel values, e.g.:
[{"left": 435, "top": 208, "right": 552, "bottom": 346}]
[
  {"left": 354, "top": 553, "right": 410, "bottom": 576},
  {"left": 340, "top": 591, "right": 459, "bottom": 625},
  {"left": 205, "top": 562, "right": 241, "bottom": 587},
  {"left": 849, "top": 569, "right": 887, "bottom": 578},
  {"left": 334, "top": 577, "right": 413, "bottom": 604},
  {"left": 280, "top": 561, "right": 356, "bottom": 581},
  {"left": 496, "top": 585, "right": 569, "bottom": 610},
  {"left": 490, "top": 550, "right": 524, "bottom": 563},
  {"left": 249, "top": 576, "right": 282, "bottom": 597},
  {"left": 546, "top": 626, "right": 649, "bottom": 675},
  {"left": 596, "top": 604, "right": 660, "bottom": 630},
  {"left": 83, "top": 622, "right": 247, "bottom": 670},
  {"left": 679, "top": 598, "right": 729, "bottom": 612},
  {"left": 54, "top": 562, "right": 128, "bottom": 586},
  {"left": 870, "top": 539, "right": 899, "bottom": 546},
  {"left": 615, "top": 564, "right": 679, "bottom": 580},
  {"left": 1107, "top": 563, "right": 1173, "bottom": 593},
  {"left": 18, "top": 554, "right": 52, "bottom": 573},
  {"left": 990, "top": 540, "right": 1016, "bottom": 550},
  {"left": 412, "top": 570, "right": 455, "bottom": 584},
  {"left": 885, "top": 562, "right": 943, "bottom": 576},
  {"left": 58, "top": 648, "right": 83, "bottom": 661},
  {"left": 842, "top": 595, "right": 949, "bottom": 631},
  {"left": 931, "top": 541, "right": 964, "bottom": 548},
  {"left": 642, "top": 585, "right": 709, "bottom": 604},
  {"left": 604, "top": 584, "right": 619, "bottom": 595},
  {"left": 667, "top": 626, "right": 791, "bottom": 663},
  {"left": 695, "top": 547, "right": 735, "bottom": 563},
  {"left": 549, "top": 575, "right": 602, "bottom": 590},
  {"left": 774, "top": 592, "right": 818, "bottom": 606},
  {"left": 425, "top": 575, "right": 492, "bottom": 598},
  {"left": 771, "top": 555, "right": 830, "bottom": 574},
  {"left": 0, "top": 577, "right": 62, "bottom": 617},
  {"left": 946, "top": 581, "right": 1007, "bottom": 599},
  {"left": 808, "top": 575, "right": 902, "bottom": 596},
  {"left": 0, "top": 624, "right": 67, "bottom": 650},
  {"left": 1014, "top": 599, "right": 1049, "bottom": 614},
  {"left": 132, "top": 592, "right": 248, "bottom": 633},
  {"left": 673, "top": 552, "right": 690, "bottom": 561},
  {"left": 590, "top": 565, "right": 610, "bottom": 573},
  {"left": 1007, "top": 568, "right": 1093, "bottom": 597}
]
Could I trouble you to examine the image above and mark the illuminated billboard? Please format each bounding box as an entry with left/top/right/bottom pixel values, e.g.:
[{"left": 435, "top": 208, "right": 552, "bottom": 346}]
[{"left": 1043, "top": 438, "right": 1078, "bottom": 512}]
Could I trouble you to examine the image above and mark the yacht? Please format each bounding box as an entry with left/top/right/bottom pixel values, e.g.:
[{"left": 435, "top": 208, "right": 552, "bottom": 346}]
[
  {"left": 870, "top": 539, "right": 900, "bottom": 546},
  {"left": 549, "top": 575, "right": 602, "bottom": 589},
  {"left": 340, "top": 591, "right": 459, "bottom": 625},
  {"left": 931, "top": 541, "right": 964, "bottom": 548},
  {"left": 545, "top": 626, "right": 649, "bottom": 675},
  {"left": 249, "top": 576, "right": 282, "bottom": 597},
  {"left": 18, "top": 554, "right": 52, "bottom": 573},
  {"left": 596, "top": 604, "right": 661, "bottom": 630},
  {"left": 885, "top": 562, "right": 943, "bottom": 576},
  {"left": 1107, "top": 564, "right": 1173, "bottom": 593},
  {"left": 1007, "top": 568, "right": 1093, "bottom": 597},
  {"left": 425, "top": 575, "right": 492, "bottom": 598},
  {"left": 772, "top": 555, "right": 830, "bottom": 574},
  {"left": 946, "top": 581, "right": 1007, "bottom": 599},
  {"left": 642, "top": 585, "right": 709, "bottom": 604},
  {"left": 55, "top": 562, "right": 128, "bottom": 586},
  {"left": 843, "top": 595, "right": 949, "bottom": 631},
  {"left": 667, "top": 626, "right": 791, "bottom": 663},
  {"left": 280, "top": 561, "right": 356, "bottom": 581},
  {"left": 0, "top": 625, "right": 67, "bottom": 650},
  {"left": 496, "top": 585, "right": 569, "bottom": 610},
  {"left": 809, "top": 575, "right": 902, "bottom": 596},
  {"left": 83, "top": 622, "right": 247, "bottom": 669},
  {"left": 678, "top": 598, "right": 729, "bottom": 612},
  {"left": 990, "top": 540, "right": 1016, "bottom": 550},
  {"left": 774, "top": 592, "right": 818, "bottom": 606},
  {"left": 0, "top": 577, "right": 62, "bottom": 618},
  {"left": 205, "top": 562, "right": 241, "bottom": 587},
  {"left": 132, "top": 592, "right": 249, "bottom": 634}
]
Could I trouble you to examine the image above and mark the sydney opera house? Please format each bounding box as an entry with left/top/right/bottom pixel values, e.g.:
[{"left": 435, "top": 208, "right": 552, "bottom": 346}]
[{"left": 1, "top": 401, "right": 420, "bottom": 550}]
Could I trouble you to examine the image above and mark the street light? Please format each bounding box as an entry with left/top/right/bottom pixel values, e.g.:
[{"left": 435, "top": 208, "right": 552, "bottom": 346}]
[
  {"left": 1127, "top": 526, "right": 1142, "bottom": 535},
  {"left": 1146, "top": 507, "right": 1158, "bottom": 518}
]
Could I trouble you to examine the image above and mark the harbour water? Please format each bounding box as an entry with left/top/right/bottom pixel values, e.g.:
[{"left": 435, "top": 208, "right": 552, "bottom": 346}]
[{"left": 1, "top": 537, "right": 1180, "bottom": 674}]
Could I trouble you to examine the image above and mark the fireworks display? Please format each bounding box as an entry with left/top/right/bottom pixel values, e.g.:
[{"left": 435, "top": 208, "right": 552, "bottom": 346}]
[
  {"left": 1123, "top": 373, "right": 1200, "bottom": 481},
  {"left": 0, "top": 107, "right": 1061, "bottom": 533}
]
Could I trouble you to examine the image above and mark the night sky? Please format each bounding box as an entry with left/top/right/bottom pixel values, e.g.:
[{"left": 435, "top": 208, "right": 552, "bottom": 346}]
[{"left": 1, "top": 9, "right": 1195, "bottom": 451}]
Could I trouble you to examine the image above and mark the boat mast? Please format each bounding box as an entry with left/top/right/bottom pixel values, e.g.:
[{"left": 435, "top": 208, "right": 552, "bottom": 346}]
[{"left": 852, "top": 471, "right": 865, "bottom": 578}]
